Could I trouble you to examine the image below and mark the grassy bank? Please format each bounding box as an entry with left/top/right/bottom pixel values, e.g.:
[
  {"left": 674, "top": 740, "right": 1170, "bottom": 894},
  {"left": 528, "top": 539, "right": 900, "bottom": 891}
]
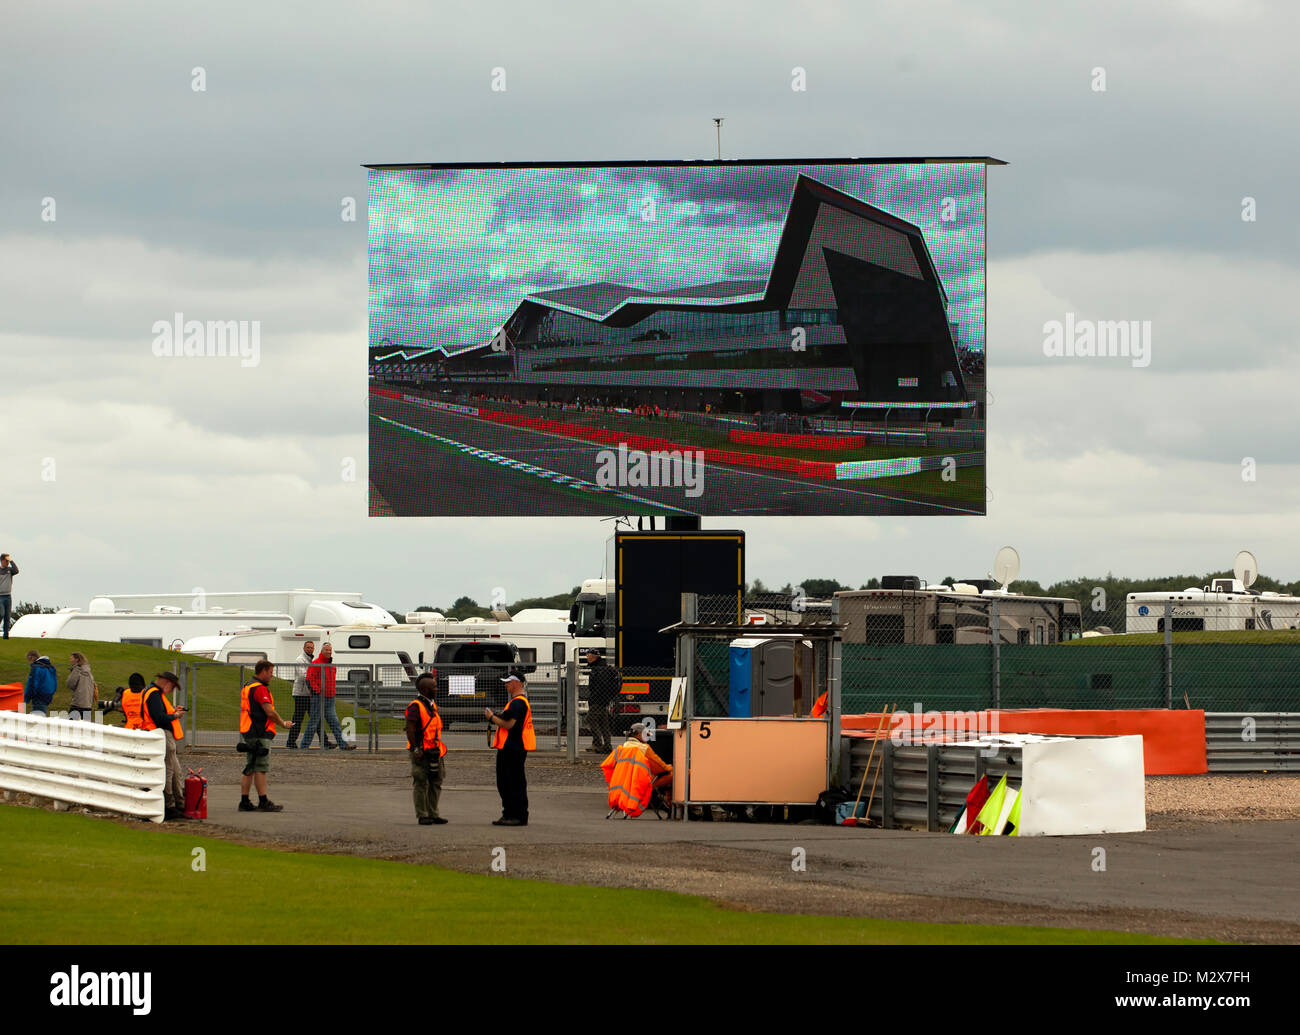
[{"left": 0, "top": 806, "right": 1198, "bottom": 945}]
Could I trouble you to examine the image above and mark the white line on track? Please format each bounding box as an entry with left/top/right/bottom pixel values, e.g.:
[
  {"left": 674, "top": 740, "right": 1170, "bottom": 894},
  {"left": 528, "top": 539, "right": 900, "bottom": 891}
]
[{"left": 380, "top": 399, "right": 983, "bottom": 516}]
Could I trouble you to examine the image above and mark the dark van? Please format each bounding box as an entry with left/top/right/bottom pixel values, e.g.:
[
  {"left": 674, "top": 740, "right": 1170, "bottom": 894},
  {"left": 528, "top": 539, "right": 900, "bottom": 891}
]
[{"left": 429, "top": 639, "right": 521, "bottom": 723}]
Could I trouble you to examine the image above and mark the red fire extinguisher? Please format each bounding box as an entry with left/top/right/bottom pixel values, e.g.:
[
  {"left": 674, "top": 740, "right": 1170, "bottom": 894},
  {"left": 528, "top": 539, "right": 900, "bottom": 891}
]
[{"left": 184, "top": 767, "right": 208, "bottom": 820}]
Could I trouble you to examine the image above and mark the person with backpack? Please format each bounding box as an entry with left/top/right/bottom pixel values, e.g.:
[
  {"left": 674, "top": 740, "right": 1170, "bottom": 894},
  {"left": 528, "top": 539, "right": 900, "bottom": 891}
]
[
  {"left": 238, "top": 660, "right": 293, "bottom": 812},
  {"left": 66, "top": 651, "right": 97, "bottom": 721},
  {"left": 24, "top": 651, "right": 56, "bottom": 716}
]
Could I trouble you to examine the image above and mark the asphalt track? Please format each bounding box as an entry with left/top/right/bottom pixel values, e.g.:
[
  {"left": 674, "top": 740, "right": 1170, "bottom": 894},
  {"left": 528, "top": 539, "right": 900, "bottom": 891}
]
[
  {"left": 369, "top": 395, "right": 982, "bottom": 517},
  {"left": 188, "top": 751, "right": 1300, "bottom": 943}
]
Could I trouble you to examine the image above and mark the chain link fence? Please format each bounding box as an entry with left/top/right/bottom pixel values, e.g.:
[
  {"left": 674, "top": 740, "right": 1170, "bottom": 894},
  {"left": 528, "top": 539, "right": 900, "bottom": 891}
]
[
  {"left": 838, "top": 594, "right": 1300, "bottom": 714},
  {"left": 174, "top": 660, "right": 565, "bottom": 752}
]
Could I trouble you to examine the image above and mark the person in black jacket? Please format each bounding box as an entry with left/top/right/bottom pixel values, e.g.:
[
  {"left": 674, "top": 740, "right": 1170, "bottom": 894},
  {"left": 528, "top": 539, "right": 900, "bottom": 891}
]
[{"left": 584, "top": 648, "right": 621, "bottom": 753}]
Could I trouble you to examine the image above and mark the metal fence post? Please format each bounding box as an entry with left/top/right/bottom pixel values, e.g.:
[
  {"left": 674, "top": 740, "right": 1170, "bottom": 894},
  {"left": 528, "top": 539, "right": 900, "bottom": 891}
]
[
  {"left": 565, "top": 659, "right": 578, "bottom": 763},
  {"left": 830, "top": 595, "right": 843, "bottom": 785},
  {"left": 679, "top": 592, "right": 698, "bottom": 820},
  {"left": 926, "top": 743, "right": 940, "bottom": 832},
  {"left": 371, "top": 666, "right": 379, "bottom": 753},
  {"left": 990, "top": 599, "right": 1001, "bottom": 710},
  {"left": 187, "top": 664, "right": 196, "bottom": 746},
  {"left": 1163, "top": 600, "right": 1174, "bottom": 709},
  {"left": 181, "top": 662, "right": 192, "bottom": 752},
  {"left": 880, "top": 737, "right": 895, "bottom": 829}
]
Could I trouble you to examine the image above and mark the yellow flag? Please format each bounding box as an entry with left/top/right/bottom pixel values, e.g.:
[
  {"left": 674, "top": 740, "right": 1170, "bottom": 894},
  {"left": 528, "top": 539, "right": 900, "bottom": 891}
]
[
  {"left": 1005, "top": 787, "right": 1022, "bottom": 836},
  {"left": 975, "top": 775, "right": 1007, "bottom": 835}
]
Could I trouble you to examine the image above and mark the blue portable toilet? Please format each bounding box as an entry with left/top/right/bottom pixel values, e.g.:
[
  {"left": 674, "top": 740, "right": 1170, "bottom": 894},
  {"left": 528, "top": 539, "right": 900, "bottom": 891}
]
[
  {"left": 729, "top": 636, "right": 816, "bottom": 718},
  {"left": 728, "top": 638, "right": 759, "bottom": 717}
]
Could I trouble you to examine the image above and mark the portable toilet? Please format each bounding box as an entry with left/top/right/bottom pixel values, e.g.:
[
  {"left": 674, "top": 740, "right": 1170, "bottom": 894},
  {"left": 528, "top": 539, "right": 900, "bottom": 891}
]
[{"left": 728, "top": 636, "right": 815, "bottom": 717}]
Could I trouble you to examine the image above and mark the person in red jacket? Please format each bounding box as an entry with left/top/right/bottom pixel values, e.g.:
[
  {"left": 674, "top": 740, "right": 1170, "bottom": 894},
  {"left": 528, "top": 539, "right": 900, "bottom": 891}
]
[{"left": 300, "top": 642, "right": 355, "bottom": 750}]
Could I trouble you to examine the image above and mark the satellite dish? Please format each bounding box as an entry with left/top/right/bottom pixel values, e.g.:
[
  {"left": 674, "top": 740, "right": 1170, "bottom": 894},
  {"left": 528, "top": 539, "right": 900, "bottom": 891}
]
[
  {"left": 993, "top": 546, "right": 1021, "bottom": 589},
  {"left": 1233, "top": 550, "right": 1258, "bottom": 589}
]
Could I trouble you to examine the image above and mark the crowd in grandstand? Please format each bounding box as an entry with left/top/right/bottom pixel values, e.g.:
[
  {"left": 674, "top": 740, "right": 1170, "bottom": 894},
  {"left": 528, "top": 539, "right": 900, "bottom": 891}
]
[{"left": 956, "top": 346, "right": 985, "bottom": 380}]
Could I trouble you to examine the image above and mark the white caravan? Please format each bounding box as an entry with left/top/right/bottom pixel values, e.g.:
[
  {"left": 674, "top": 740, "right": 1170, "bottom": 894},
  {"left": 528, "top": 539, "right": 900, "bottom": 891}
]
[
  {"left": 10, "top": 597, "right": 295, "bottom": 650},
  {"left": 184, "top": 608, "right": 572, "bottom": 673},
  {"left": 99, "top": 590, "right": 397, "bottom": 628},
  {"left": 1125, "top": 579, "right": 1300, "bottom": 634}
]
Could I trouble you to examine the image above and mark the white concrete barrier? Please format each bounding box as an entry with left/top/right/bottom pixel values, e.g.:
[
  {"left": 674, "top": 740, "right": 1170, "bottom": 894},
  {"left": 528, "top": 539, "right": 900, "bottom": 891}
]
[
  {"left": 1019, "top": 734, "right": 1147, "bottom": 836},
  {"left": 0, "top": 712, "right": 165, "bottom": 823}
]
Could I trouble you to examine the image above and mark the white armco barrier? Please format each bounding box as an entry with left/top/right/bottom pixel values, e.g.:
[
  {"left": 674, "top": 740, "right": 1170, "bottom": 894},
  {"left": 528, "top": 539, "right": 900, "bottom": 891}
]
[
  {"left": 0, "top": 712, "right": 166, "bottom": 823},
  {"left": 1018, "top": 734, "right": 1147, "bottom": 836}
]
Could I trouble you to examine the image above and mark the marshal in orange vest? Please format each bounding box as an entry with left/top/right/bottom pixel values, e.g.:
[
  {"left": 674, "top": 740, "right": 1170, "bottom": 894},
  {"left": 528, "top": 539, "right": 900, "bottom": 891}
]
[
  {"left": 408, "top": 697, "right": 447, "bottom": 756},
  {"left": 491, "top": 693, "right": 536, "bottom": 751},
  {"left": 240, "top": 681, "right": 277, "bottom": 738},
  {"left": 601, "top": 738, "right": 671, "bottom": 818},
  {"left": 122, "top": 683, "right": 184, "bottom": 739}
]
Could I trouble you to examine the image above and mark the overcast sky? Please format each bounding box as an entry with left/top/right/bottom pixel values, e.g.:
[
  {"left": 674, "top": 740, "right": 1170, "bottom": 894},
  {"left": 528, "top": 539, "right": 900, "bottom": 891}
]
[{"left": 2, "top": 1, "right": 1297, "bottom": 614}]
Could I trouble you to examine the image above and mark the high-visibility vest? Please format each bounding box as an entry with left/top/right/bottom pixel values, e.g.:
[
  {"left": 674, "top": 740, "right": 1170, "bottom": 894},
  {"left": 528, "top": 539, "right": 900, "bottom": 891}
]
[
  {"left": 121, "top": 684, "right": 182, "bottom": 739},
  {"left": 157, "top": 689, "right": 184, "bottom": 740},
  {"left": 810, "top": 692, "right": 828, "bottom": 718},
  {"left": 240, "top": 681, "right": 276, "bottom": 738},
  {"left": 491, "top": 693, "right": 536, "bottom": 751},
  {"left": 600, "top": 739, "right": 668, "bottom": 818},
  {"left": 121, "top": 687, "right": 149, "bottom": 731},
  {"left": 408, "top": 697, "right": 446, "bottom": 756}
]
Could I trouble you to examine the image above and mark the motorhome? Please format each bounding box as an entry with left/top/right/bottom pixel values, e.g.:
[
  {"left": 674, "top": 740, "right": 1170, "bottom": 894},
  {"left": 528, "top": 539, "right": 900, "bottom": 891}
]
[
  {"left": 1125, "top": 579, "right": 1300, "bottom": 634},
  {"left": 9, "top": 597, "right": 294, "bottom": 650},
  {"left": 99, "top": 590, "right": 397, "bottom": 628},
  {"left": 835, "top": 578, "right": 1083, "bottom": 645},
  {"left": 11, "top": 589, "right": 398, "bottom": 648}
]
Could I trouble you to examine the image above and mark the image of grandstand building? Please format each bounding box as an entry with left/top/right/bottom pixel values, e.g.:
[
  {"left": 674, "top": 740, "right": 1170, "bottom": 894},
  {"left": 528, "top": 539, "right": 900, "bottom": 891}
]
[{"left": 370, "top": 175, "right": 978, "bottom": 422}]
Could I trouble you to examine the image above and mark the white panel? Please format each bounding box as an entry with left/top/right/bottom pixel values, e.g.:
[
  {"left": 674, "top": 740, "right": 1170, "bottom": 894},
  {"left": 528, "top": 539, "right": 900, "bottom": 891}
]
[{"left": 1019, "top": 735, "right": 1146, "bottom": 836}]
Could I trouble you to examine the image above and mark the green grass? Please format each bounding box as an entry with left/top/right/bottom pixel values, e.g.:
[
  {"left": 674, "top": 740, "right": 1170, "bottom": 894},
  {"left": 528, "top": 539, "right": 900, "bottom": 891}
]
[
  {"left": 0, "top": 638, "right": 389, "bottom": 734},
  {"left": 1063, "top": 629, "right": 1300, "bottom": 646},
  {"left": 841, "top": 466, "right": 985, "bottom": 505},
  {"left": 0, "top": 806, "right": 1200, "bottom": 945}
]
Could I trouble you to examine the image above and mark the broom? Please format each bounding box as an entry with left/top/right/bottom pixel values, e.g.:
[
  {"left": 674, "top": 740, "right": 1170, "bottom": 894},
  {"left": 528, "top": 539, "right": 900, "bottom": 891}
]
[
  {"left": 862, "top": 704, "right": 895, "bottom": 828},
  {"left": 842, "top": 705, "right": 893, "bottom": 827}
]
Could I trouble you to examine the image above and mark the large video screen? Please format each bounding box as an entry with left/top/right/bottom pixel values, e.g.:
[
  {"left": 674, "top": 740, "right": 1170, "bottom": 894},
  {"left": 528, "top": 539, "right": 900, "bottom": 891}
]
[{"left": 367, "top": 160, "right": 988, "bottom": 517}]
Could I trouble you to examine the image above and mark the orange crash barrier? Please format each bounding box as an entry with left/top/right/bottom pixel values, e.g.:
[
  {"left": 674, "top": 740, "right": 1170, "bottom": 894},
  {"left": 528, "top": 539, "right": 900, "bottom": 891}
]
[
  {"left": 842, "top": 708, "right": 1207, "bottom": 775},
  {"left": 0, "top": 682, "right": 25, "bottom": 712}
]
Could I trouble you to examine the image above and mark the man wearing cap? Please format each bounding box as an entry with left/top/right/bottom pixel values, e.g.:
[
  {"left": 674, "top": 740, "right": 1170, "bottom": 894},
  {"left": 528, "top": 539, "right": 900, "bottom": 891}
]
[
  {"left": 122, "top": 671, "right": 188, "bottom": 821},
  {"left": 486, "top": 670, "right": 535, "bottom": 826},
  {"left": 584, "top": 647, "right": 621, "bottom": 754}
]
